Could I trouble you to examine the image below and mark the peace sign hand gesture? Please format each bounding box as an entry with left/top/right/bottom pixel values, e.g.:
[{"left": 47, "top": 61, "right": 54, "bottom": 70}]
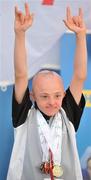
[{"left": 64, "top": 7, "right": 86, "bottom": 35}]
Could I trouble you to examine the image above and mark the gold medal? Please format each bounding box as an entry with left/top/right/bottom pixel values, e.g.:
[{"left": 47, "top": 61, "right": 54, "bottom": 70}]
[{"left": 53, "top": 165, "right": 63, "bottom": 177}]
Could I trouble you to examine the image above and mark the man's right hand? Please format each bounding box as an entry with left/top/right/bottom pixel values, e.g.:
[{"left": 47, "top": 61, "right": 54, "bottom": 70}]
[{"left": 14, "top": 3, "right": 34, "bottom": 33}]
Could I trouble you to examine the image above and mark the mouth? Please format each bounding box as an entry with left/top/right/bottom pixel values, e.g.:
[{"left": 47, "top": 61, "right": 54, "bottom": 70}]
[
  {"left": 45, "top": 106, "right": 59, "bottom": 113},
  {"left": 46, "top": 106, "right": 58, "bottom": 110}
]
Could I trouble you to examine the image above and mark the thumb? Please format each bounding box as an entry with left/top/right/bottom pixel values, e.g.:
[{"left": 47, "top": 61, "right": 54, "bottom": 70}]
[
  {"left": 63, "top": 19, "right": 72, "bottom": 31},
  {"left": 63, "top": 19, "right": 68, "bottom": 27}
]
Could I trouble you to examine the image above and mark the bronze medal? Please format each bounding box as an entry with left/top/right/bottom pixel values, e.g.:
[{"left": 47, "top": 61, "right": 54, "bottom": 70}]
[
  {"left": 44, "top": 162, "right": 50, "bottom": 174},
  {"left": 53, "top": 165, "right": 63, "bottom": 177},
  {"left": 40, "top": 162, "right": 50, "bottom": 174}
]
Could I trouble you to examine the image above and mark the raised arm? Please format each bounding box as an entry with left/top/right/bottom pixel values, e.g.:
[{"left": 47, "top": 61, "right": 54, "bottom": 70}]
[
  {"left": 14, "top": 3, "right": 33, "bottom": 103},
  {"left": 64, "top": 7, "right": 87, "bottom": 104}
]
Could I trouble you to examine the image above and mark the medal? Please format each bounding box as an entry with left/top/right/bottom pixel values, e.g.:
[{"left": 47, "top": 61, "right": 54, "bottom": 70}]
[
  {"left": 53, "top": 165, "right": 63, "bottom": 177},
  {"left": 40, "top": 162, "right": 50, "bottom": 174},
  {"left": 44, "top": 162, "right": 50, "bottom": 174}
]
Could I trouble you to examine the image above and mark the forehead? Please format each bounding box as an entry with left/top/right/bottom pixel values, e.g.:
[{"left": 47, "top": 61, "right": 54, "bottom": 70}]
[{"left": 32, "top": 71, "right": 64, "bottom": 92}]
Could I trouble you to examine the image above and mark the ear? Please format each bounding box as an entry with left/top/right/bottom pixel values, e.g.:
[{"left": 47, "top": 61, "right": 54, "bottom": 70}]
[{"left": 29, "top": 91, "right": 35, "bottom": 102}]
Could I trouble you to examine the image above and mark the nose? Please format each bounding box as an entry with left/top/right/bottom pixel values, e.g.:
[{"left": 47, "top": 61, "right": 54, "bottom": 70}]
[{"left": 48, "top": 97, "right": 55, "bottom": 106}]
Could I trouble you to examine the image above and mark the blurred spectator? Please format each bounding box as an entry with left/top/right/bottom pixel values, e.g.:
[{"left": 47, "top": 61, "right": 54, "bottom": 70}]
[{"left": 82, "top": 157, "right": 91, "bottom": 180}]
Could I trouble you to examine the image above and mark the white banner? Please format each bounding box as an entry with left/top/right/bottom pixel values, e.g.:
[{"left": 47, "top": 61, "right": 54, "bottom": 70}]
[{"left": 0, "top": 0, "right": 91, "bottom": 86}]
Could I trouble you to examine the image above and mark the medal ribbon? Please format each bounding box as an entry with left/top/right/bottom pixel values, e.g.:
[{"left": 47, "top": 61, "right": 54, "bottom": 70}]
[
  {"left": 49, "top": 148, "right": 54, "bottom": 180},
  {"left": 37, "top": 110, "right": 62, "bottom": 164}
]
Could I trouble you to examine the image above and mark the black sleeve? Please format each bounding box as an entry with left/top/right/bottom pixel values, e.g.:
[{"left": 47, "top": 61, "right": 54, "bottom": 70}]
[
  {"left": 12, "top": 87, "right": 32, "bottom": 128},
  {"left": 62, "top": 88, "right": 86, "bottom": 132}
]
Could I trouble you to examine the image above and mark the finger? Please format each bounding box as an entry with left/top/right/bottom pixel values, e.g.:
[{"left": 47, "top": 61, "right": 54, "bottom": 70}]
[
  {"left": 66, "top": 6, "right": 72, "bottom": 21},
  {"left": 20, "top": 14, "right": 25, "bottom": 24},
  {"left": 15, "top": 6, "right": 19, "bottom": 16},
  {"left": 30, "top": 13, "right": 34, "bottom": 21},
  {"left": 24, "top": 13, "right": 34, "bottom": 27},
  {"left": 73, "top": 16, "right": 79, "bottom": 26},
  {"left": 25, "top": 3, "right": 30, "bottom": 16},
  {"left": 15, "top": 6, "right": 22, "bottom": 19},
  {"left": 79, "top": 8, "right": 83, "bottom": 19}
]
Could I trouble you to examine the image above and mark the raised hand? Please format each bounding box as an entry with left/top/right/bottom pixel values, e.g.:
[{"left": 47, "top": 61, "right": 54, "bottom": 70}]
[
  {"left": 14, "top": 3, "right": 34, "bottom": 33},
  {"left": 63, "top": 7, "right": 86, "bottom": 34}
]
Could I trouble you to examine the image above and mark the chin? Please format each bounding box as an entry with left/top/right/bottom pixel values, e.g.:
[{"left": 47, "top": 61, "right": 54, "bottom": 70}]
[{"left": 45, "top": 111, "right": 58, "bottom": 116}]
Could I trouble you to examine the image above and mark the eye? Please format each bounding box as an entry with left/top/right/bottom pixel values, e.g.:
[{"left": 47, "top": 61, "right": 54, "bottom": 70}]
[
  {"left": 43, "top": 96, "right": 47, "bottom": 98},
  {"left": 41, "top": 95, "right": 48, "bottom": 99},
  {"left": 55, "top": 94, "right": 61, "bottom": 98}
]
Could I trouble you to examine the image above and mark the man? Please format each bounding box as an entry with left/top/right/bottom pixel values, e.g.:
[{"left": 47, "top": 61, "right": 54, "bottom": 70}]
[{"left": 7, "top": 3, "right": 87, "bottom": 180}]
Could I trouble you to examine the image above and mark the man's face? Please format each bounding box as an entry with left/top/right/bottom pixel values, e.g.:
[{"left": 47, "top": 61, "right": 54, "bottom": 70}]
[{"left": 31, "top": 73, "right": 65, "bottom": 116}]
